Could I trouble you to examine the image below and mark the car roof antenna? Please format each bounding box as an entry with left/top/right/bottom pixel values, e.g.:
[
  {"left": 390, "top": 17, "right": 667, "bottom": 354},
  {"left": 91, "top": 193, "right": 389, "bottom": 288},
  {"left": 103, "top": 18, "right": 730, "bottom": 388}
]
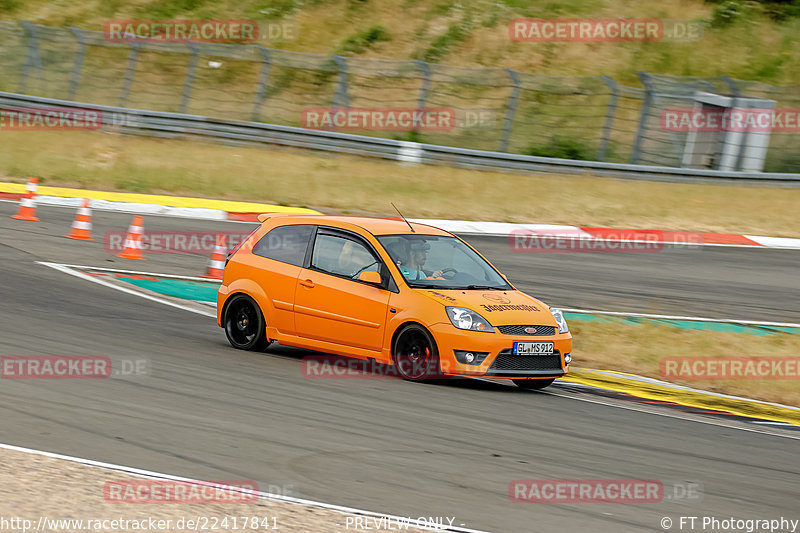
[{"left": 391, "top": 203, "right": 415, "bottom": 233}]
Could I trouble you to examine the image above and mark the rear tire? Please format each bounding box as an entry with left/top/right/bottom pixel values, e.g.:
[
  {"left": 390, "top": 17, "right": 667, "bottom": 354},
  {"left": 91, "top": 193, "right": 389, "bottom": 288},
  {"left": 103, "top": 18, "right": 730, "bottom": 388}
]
[
  {"left": 392, "top": 324, "right": 440, "bottom": 381},
  {"left": 513, "top": 378, "right": 555, "bottom": 390},
  {"left": 223, "top": 294, "right": 270, "bottom": 351}
]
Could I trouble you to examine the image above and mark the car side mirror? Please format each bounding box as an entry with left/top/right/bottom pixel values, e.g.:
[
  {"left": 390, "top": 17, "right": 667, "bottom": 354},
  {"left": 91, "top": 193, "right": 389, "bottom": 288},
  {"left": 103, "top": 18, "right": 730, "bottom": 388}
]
[{"left": 358, "top": 270, "right": 382, "bottom": 285}]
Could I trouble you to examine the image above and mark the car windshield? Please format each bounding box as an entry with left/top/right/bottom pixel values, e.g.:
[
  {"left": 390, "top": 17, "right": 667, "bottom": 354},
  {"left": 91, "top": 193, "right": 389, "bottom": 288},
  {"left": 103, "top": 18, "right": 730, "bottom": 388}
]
[{"left": 377, "top": 234, "right": 511, "bottom": 290}]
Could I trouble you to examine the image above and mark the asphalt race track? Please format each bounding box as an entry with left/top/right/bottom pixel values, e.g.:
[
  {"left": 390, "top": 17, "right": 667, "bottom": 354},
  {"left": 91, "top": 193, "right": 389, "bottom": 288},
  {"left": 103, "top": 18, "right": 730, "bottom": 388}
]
[{"left": 1, "top": 203, "right": 798, "bottom": 532}]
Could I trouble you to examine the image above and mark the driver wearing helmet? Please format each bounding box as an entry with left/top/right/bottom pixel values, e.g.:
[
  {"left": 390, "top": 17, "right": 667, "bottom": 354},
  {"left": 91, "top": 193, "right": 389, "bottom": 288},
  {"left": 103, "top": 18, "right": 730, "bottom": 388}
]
[{"left": 397, "top": 240, "right": 444, "bottom": 281}]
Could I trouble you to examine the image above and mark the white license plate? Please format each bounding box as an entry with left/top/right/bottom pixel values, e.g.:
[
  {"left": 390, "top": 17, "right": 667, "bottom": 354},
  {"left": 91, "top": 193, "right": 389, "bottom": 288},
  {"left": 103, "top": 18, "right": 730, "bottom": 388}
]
[{"left": 513, "top": 342, "right": 554, "bottom": 355}]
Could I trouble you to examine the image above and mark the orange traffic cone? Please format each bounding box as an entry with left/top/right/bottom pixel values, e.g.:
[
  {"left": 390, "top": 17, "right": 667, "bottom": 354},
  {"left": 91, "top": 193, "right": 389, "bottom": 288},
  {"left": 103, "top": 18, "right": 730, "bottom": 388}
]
[
  {"left": 66, "top": 199, "right": 94, "bottom": 240},
  {"left": 11, "top": 177, "right": 39, "bottom": 221},
  {"left": 201, "top": 234, "right": 227, "bottom": 279},
  {"left": 117, "top": 215, "right": 145, "bottom": 260}
]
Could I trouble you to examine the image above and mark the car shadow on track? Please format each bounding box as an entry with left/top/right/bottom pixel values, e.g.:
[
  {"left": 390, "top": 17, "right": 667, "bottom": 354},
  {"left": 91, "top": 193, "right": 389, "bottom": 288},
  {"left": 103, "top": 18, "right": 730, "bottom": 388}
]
[{"left": 259, "top": 342, "right": 534, "bottom": 393}]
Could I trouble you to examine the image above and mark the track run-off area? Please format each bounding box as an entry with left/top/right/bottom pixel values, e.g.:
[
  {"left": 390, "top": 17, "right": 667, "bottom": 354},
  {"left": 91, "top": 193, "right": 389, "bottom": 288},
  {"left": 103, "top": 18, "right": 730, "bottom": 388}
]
[{"left": 1, "top": 202, "right": 799, "bottom": 532}]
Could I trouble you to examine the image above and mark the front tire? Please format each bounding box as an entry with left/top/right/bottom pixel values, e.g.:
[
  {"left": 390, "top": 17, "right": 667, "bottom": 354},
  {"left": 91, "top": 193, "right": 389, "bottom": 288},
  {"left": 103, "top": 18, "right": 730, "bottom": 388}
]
[
  {"left": 513, "top": 378, "right": 555, "bottom": 390},
  {"left": 392, "top": 324, "right": 440, "bottom": 381},
  {"left": 223, "top": 294, "right": 270, "bottom": 351}
]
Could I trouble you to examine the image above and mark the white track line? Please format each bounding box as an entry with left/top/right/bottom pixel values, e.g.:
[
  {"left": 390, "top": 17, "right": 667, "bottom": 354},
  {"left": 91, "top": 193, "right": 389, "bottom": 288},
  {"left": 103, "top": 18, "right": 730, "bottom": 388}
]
[
  {"left": 43, "top": 262, "right": 223, "bottom": 284},
  {"left": 479, "top": 377, "right": 800, "bottom": 433},
  {"left": 42, "top": 263, "right": 799, "bottom": 329},
  {"left": 562, "top": 307, "right": 800, "bottom": 329},
  {"left": 40, "top": 261, "right": 800, "bottom": 426},
  {"left": 542, "top": 389, "right": 800, "bottom": 440},
  {"left": 571, "top": 369, "right": 800, "bottom": 412},
  {"left": 38, "top": 262, "right": 217, "bottom": 319},
  {"left": 0, "top": 442, "right": 488, "bottom": 533}
]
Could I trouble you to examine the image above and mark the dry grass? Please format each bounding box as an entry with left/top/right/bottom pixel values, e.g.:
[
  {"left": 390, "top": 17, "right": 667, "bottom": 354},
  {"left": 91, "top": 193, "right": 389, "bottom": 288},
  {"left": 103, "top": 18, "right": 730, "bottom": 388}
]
[
  {"left": 571, "top": 319, "right": 800, "bottom": 406},
  {"left": 5, "top": 0, "right": 800, "bottom": 85},
  {"left": 1, "top": 130, "right": 798, "bottom": 236}
]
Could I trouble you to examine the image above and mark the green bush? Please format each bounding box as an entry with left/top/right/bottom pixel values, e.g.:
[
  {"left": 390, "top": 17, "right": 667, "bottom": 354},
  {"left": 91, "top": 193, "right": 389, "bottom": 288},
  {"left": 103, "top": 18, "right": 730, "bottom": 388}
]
[
  {"left": 760, "top": 0, "right": 800, "bottom": 20},
  {"left": 710, "top": 1, "right": 744, "bottom": 27},
  {"left": 394, "top": 130, "right": 424, "bottom": 142},
  {"left": 338, "top": 25, "right": 391, "bottom": 55},
  {"left": 708, "top": 0, "right": 800, "bottom": 22},
  {"left": 0, "top": 0, "right": 20, "bottom": 14},
  {"left": 523, "top": 135, "right": 594, "bottom": 160}
]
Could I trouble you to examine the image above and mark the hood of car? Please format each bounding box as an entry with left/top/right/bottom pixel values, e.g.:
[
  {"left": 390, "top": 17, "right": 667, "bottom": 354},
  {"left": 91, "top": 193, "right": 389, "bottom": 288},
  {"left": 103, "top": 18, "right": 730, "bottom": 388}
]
[{"left": 419, "top": 288, "right": 557, "bottom": 327}]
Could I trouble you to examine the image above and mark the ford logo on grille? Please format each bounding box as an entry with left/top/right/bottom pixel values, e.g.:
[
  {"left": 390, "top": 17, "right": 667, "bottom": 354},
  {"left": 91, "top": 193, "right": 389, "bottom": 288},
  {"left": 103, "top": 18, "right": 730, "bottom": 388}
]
[{"left": 524, "top": 327, "right": 537, "bottom": 334}]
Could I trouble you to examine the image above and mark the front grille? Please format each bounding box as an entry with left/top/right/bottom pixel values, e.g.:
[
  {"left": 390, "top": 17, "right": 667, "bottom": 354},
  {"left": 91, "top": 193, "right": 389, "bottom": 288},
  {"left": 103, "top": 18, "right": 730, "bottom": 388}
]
[
  {"left": 490, "top": 349, "right": 563, "bottom": 372},
  {"left": 497, "top": 324, "right": 556, "bottom": 336}
]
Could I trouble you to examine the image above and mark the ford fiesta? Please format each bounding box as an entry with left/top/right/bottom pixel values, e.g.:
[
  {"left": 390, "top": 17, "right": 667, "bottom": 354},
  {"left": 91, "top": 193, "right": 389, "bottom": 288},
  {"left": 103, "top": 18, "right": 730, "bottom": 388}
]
[{"left": 217, "top": 214, "right": 572, "bottom": 389}]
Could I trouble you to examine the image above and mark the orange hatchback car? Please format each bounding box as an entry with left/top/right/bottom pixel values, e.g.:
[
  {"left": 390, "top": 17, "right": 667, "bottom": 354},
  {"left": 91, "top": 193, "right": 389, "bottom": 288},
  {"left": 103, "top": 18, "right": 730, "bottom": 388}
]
[{"left": 217, "top": 214, "right": 572, "bottom": 389}]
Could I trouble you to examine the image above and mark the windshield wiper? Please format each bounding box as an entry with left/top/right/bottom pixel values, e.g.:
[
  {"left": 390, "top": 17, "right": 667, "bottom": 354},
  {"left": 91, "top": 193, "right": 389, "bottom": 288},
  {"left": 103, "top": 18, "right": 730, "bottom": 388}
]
[{"left": 463, "top": 285, "right": 506, "bottom": 290}]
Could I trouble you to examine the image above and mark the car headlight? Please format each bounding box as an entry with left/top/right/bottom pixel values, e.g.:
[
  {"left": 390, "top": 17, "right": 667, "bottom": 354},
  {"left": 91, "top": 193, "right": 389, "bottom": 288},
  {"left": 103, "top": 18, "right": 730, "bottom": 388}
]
[
  {"left": 550, "top": 307, "right": 569, "bottom": 334},
  {"left": 445, "top": 307, "right": 493, "bottom": 332}
]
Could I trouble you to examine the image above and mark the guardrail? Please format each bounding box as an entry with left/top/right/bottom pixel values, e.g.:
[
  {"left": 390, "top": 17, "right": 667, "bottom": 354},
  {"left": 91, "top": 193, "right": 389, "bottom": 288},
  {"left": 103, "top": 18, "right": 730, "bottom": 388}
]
[
  {"left": 3, "top": 21, "right": 800, "bottom": 173},
  {"left": 2, "top": 91, "right": 799, "bottom": 184}
]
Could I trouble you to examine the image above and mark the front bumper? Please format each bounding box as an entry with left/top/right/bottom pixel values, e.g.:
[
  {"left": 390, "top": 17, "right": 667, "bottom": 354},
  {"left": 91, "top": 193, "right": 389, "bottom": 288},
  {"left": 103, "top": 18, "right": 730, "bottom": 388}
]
[{"left": 429, "top": 322, "right": 572, "bottom": 379}]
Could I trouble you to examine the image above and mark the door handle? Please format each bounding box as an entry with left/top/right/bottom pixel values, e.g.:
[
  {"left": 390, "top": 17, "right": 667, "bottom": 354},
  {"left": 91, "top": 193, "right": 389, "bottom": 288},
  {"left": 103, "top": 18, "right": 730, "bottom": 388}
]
[{"left": 299, "top": 279, "right": 315, "bottom": 288}]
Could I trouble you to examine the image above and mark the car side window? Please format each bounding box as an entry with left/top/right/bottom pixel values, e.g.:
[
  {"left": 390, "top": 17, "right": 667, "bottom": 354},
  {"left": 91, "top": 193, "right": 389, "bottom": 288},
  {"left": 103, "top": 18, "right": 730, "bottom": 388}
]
[
  {"left": 253, "top": 225, "right": 313, "bottom": 267},
  {"left": 312, "top": 233, "right": 380, "bottom": 279}
]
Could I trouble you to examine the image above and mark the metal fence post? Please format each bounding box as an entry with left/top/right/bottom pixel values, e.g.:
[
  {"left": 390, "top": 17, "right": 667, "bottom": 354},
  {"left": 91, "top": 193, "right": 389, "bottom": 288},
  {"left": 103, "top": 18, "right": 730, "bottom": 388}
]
[
  {"left": 721, "top": 75, "right": 745, "bottom": 170},
  {"left": 119, "top": 40, "right": 140, "bottom": 108},
  {"left": 720, "top": 75, "right": 741, "bottom": 97},
  {"left": 498, "top": 68, "right": 520, "bottom": 153},
  {"left": 68, "top": 26, "right": 87, "bottom": 101},
  {"left": 700, "top": 80, "right": 716, "bottom": 93},
  {"left": 630, "top": 71, "right": 653, "bottom": 164},
  {"left": 179, "top": 41, "right": 199, "bottom": 113},
  {"left": 18, "top": 21, "right": 43, "bottom": 94},
  {"left": 415, "top": 60, "right": 431, "bottom": 110},
  {"left": 251, "top": 46, "right": 271, "bottom": 121},
  {"left": 597, "top": 75, "right": 618, "bottom": 162},
  {"left": 331, "top": 54, "right": 349, "bottom": 109}
]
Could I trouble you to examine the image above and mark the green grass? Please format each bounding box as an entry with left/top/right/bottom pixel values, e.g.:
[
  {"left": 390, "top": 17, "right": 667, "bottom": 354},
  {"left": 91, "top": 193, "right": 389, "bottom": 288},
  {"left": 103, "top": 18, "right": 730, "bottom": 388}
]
[{"left": 571, "top": 319, "right": 800, "bottom": 407}]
